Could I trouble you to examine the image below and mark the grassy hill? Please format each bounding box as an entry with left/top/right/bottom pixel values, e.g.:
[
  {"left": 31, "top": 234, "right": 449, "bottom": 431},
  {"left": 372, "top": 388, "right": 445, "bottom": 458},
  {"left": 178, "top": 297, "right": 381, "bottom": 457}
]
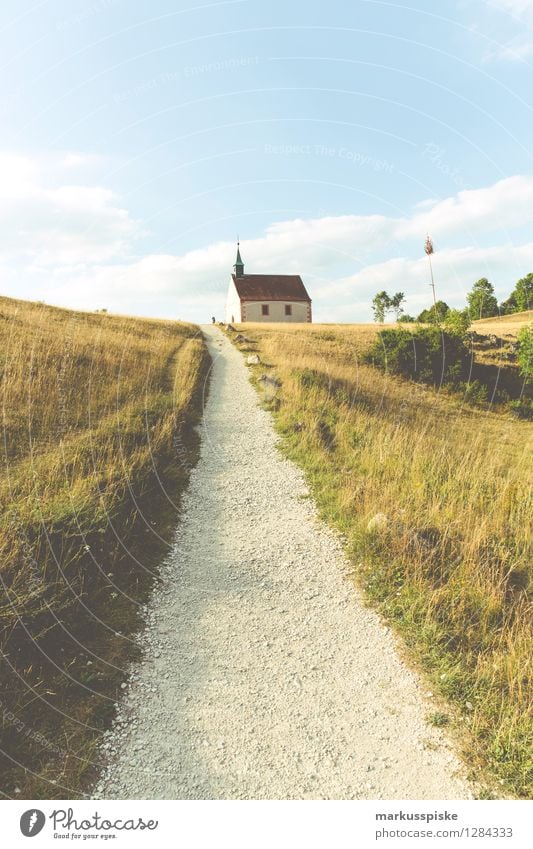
[
  {"left": 473, "top": 310, "right": 531, "bottom": 336},
  {"left": 229, "top": 321, "right": 532, "bottom": 798},
  {"left": 0, "top": 296, "right": 208, "bottom": 798}
]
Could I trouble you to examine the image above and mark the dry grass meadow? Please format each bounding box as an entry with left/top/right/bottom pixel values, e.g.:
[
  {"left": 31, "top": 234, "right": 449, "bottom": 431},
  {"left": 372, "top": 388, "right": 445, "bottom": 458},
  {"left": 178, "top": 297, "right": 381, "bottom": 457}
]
[
  {"left": 230, "top": 317, "right": 532, "bottom": 798},
  {"left": 474, "top": 311, "right": 532, "bottom": 337},
  {"left": 0, "top": 295, "right": 208, "bottom": 798},
  {"left": 1, "top": 297, "right": 530, "bottom": 800}
]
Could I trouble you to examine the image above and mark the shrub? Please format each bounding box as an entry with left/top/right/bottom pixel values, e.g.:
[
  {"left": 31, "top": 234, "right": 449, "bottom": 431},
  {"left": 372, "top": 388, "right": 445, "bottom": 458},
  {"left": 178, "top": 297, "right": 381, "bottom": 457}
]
[
  {"left": 364, "top": 326, "right": 470, "bottom": 385},
  {"left": 444, "top": 308, "right": 472, "bottom": 336},
  {"left": 297, "top": 367, "right": 327, "bottom": 390},
  {"left": 508, "top": 399, "right": 533, "bottom": 420},
  {"left": 456, "top": 380, "right": 489, "bottom": 406}
]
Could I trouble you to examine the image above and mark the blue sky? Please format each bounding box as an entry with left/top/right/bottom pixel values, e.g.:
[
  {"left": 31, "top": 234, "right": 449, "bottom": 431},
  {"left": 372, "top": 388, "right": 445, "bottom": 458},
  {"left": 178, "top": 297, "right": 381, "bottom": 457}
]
[{"left": 1, "top": 0, "right": 533, "bottom": 321}]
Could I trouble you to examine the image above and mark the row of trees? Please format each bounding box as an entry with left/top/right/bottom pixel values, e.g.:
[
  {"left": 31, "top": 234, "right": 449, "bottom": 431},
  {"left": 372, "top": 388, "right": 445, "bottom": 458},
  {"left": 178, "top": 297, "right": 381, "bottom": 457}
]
[
  {"left": 370, "top": 278, "right": 532, "bottom": 390},
  {"left": 372, "top": 273, "right": 533, "bottom": 325}
]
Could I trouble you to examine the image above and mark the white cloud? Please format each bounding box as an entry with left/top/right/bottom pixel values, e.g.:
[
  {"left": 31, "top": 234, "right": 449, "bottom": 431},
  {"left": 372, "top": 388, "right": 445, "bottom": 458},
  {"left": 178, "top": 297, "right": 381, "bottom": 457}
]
[
  {"left": 480, "top": 0, "right": 533, "bottom": 61},
  {"left": 62, "top": 152, "right": 104, "bottom": 168},
  {"left": 400, "top": 175, "right": 533, "bottom": 238},
  {"left": 0, "top": 154, "right": 38, "bottom": 200},
  {"left": 254, "top": 214, "right": 395, "bottom": 268},
  {"left": 1, "top": 155, "right": 533, "bottom": 321},
  {"left": 0, "top": 153, "right": 139, "bottom": 266},
  {"left": 484, "top": 34, "right": 533, "bottom": 61},
  {"left": 319, "top": 242, "right": 533, "bottom": 314},
  {"left": 488, "top": 0, "right": 533, "bottom": 15}
]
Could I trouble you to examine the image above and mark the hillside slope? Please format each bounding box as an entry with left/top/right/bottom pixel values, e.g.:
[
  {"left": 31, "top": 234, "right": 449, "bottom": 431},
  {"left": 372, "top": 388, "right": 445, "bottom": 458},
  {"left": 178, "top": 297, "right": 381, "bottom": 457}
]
[
  {"left": 473, "top": 310, "right": 531, "bottom": 336},
  {"left": 228, "top": 321, "right": 532, "bottom": 798},
  {"left": 0, "top": 296, "right": 208, "bottom": 798},
  {"left": 94, "top": 326, "right": 471, "bottom": 800}
]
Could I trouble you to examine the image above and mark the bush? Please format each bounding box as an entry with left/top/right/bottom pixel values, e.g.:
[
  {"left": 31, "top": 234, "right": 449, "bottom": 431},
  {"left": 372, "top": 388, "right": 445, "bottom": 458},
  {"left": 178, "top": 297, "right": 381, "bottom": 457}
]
[
  {"left": 444, "top": 308, "right": 471, "bottom": 336},
  {"left": 364, "top": 326, "right": 470, "bottom": 385},
  {"left": 297, "top": 367, "right": 327, "bottom": 390},
  {"left": 508, "top": 399, "right": 533, "bottom": 420},
  {"left": 455, "top": 380, "right": 488, "bottom": 406}
]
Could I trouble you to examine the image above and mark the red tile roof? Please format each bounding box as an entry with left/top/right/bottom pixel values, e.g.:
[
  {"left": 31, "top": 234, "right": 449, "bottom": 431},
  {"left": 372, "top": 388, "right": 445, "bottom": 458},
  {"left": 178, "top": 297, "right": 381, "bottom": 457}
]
[{"left": 232, "top": 274, "right": 311, "bottom": 302}]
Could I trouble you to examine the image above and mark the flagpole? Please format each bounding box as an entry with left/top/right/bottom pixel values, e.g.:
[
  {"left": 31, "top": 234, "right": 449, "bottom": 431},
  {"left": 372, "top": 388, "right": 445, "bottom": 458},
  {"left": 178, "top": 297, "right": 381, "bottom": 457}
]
[{"left": 425, "top": 234, "right": 437, "bottom": 308}]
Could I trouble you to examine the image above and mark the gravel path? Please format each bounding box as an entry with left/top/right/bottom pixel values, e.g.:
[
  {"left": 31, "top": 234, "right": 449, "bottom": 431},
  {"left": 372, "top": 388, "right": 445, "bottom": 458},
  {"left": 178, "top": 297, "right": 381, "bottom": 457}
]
[{"left": 94, "top": 325, "right": 471, "bottom": 800}]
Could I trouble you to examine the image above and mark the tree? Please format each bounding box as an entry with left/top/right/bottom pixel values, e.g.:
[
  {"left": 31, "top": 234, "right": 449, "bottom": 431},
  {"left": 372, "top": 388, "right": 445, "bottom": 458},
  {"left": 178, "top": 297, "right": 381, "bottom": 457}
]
[
  {"left": 398, "top": 314, "right": 416, "bottom": 323},
  {"left": 443, "top": 308, "right": 471, "bottom": 336},
  {"left": 467, "top": 278, "right": 498, "bottom": 320},
  {"left": 372, "top": 291, "right": 392, "bottom": 323},
  {"left": 499, "top": 292, "right": 518, "bottom": 315},
  {"left": 514, "top": 273, "right": 533, "bottom": 312},
  {"left": 390, "top": 292, "right": 406, "bottom": 321},
  {"left": 517, "top": 323, "right": 533, "bottom": 380},
  {"left": 417, "top": 301, "right": 450, "bottom": 324},
  {"left": 499, "top": 273, "right": 533, "bottom": 314}
]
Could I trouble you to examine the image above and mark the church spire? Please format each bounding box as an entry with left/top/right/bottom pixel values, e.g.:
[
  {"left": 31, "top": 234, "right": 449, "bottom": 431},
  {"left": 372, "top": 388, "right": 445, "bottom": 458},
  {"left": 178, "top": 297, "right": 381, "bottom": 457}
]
[{"left": 233, "top": 241, "right": 244, "bottom": 277}]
